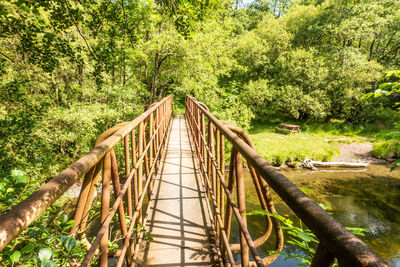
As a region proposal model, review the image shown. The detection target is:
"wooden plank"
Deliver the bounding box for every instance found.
[279,123,300,128]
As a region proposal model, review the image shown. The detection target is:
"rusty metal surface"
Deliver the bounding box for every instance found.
[0,95,173,261]
[186,95,283,266]
[186,95,388,267]
[81,96,173,266]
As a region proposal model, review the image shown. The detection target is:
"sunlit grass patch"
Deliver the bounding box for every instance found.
[249,128,340,166]
[372,131,400,160]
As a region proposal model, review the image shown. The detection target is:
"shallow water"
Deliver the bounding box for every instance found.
[232,164,400,266]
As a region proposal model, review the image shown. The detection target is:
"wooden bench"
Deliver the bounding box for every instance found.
[275,123,301,134]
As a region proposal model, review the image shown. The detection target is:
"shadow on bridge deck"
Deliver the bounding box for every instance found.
[135,115,217,266]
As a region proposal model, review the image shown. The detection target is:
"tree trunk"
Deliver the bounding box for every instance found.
[369,39,375,60]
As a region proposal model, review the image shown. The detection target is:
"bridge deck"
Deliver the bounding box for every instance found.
[135,115,216,266]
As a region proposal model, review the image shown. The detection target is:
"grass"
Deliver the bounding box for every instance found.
[372,130,400,159]
[248,120,388,166]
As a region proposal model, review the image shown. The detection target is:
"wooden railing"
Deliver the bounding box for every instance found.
[0,95,173,266]
[185,95,388,267]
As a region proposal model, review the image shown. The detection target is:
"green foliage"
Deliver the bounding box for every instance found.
[0,169,38,214]
[232,0,398,122]
[245,209,371,266]
[364,70,400,167]
[0,185,86,266]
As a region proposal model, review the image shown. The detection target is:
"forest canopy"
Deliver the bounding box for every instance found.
[0,0,399,178]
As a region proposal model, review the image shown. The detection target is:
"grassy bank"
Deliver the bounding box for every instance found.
[372,131,400,160]
[248,120,395,166]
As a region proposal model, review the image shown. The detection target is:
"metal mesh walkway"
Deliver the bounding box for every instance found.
[135,115,216,266]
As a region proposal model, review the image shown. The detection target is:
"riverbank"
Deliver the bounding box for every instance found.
[249,122,393,167]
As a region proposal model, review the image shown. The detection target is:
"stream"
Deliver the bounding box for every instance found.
[231,164,400,266]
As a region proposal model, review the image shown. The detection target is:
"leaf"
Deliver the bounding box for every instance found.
[61,236,76,251]
[391,159,400,171]
[10,250,21,264]
[38,248,52,261]
[62,220,75,230]
[11,169,27,184]
[296,231,317,243]
[347,227,371,236]
[300,187,312,194]
[20,4,30,13]
[21,243,35,253]
[60,214,68,224]
[41,259,57,267]
[6,188,14,193]
[11,170,25,177]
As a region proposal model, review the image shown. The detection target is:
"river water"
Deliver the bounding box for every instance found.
[231,164,400,266]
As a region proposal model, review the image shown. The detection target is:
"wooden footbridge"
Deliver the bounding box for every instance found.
[0,95,388,266]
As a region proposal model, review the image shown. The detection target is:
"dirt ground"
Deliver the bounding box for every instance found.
[333,142,387,164]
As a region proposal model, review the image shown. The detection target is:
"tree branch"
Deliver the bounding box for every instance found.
[0,51,12,62]
[64,0,97,60]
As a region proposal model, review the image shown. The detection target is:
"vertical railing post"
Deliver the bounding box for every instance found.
[143,125,150,196]
[100,152,111,267]
[207,121,213,200]
[124,136,133,219]
[131,129,138,211]
[138,122,144,224]
[215,129,221,240]
[224,149,236,246]
[219,132,225,225]
[71,165,97,234]
[110,150,131,264]
[235,151,249,266]
[150,113,155,192]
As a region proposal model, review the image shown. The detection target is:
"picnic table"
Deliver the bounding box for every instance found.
[276,123,301,134]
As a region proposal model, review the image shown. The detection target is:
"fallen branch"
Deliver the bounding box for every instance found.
[311,161,369,168]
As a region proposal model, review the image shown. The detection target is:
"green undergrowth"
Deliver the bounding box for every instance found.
[372,130,400,160]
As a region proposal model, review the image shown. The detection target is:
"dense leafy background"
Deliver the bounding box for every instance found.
[1,0,400,265]
[1,0,399,178]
